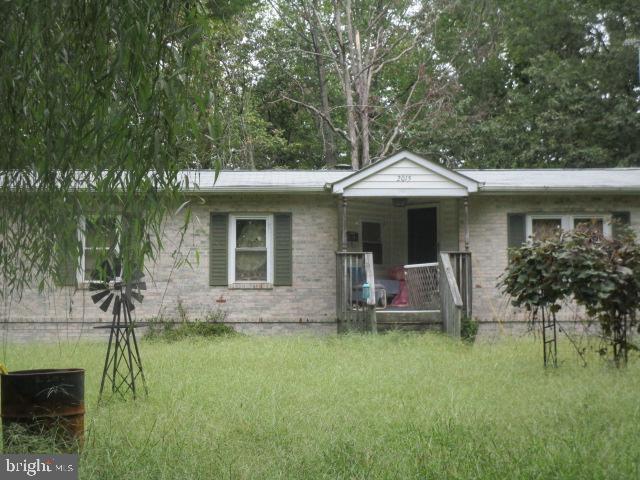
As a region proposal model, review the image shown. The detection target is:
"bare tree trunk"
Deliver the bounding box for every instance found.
[240,88,256,170]
[309,13,337,167]
[293,0,447,170]
[346,8,374,167]
[345,85,359,170]
[354,30,372,167]
[317,62,337,167]
[333,1,359,169]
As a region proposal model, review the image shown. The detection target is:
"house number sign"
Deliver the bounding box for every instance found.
[396,175,412,182]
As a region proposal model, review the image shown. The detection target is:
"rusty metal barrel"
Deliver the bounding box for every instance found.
[1,368,84,447]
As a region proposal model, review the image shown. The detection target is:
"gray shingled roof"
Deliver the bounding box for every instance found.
[7,165,639,193]
[181,167,640,193]
[460,168,640,192]
[181,170,350,192]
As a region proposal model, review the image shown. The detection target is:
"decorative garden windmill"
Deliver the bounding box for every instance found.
[90,264,148,400]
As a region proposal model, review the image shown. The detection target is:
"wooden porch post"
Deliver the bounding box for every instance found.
[341,196,348,251]
[463,198,470,251]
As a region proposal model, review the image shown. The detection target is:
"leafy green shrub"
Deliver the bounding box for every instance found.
[461,316,479,343]
[500,225,640,366]
[144,309,236,342]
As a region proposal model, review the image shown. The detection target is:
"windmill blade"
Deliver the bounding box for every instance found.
[112,295,121,316]
[91,289,111,304]
[89,282,108,291]
[99,293,114,312]
[130,291,144,303]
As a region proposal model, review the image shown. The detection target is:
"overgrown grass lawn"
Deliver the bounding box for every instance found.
[4,334,640,479]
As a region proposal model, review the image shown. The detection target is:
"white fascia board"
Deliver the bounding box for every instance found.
[331,150,478,194]
[183,186,328,193]
[342,188,470,198]
[476,186,640,194]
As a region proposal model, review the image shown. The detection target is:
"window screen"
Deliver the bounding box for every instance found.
[531,218,562,241]
[235,218,268,281]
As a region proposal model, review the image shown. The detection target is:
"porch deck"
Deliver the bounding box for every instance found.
[375,308,442,332]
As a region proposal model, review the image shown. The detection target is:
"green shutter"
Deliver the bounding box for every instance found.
[54,221,80,287]
[273,213,292,286]
[612,211,631,239]
[210,213,229,286]
[507,213,526,249]
[55,247,79,287]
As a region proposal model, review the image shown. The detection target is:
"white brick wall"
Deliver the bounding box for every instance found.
[1,193,340,340]
[461,194,640,324]
[4,191,640,341]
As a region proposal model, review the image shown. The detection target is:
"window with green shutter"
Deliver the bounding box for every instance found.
[209,212,293,287]
[508,212,625,254]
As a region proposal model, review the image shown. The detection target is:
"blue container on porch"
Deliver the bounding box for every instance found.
[362,282,370,301]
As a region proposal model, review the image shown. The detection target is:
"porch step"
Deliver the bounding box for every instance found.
[375,310,442,332]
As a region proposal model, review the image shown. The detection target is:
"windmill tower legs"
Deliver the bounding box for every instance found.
[98,296,147,400]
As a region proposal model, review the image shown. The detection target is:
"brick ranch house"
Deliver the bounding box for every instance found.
[3,151,640,340]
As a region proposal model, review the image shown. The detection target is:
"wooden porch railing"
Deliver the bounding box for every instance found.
[404,263,439,310]
[336,251,377,333]
[438,252,464,338]
[336,250,472,337]
[446,251,472,319]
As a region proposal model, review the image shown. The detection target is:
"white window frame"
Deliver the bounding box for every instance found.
[228,214,274,285]
[526,213,612,240]
[77,215,120,285]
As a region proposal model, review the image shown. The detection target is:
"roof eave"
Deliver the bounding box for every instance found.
[476,186,640,194]
[183,186,328,194]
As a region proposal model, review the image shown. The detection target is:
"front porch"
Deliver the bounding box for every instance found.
[330,152,476,336]
[335,250,471,334]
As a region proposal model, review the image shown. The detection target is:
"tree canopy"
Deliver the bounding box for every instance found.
[193,0,640,169]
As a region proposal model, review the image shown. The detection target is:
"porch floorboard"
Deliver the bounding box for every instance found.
[376,309,442,332]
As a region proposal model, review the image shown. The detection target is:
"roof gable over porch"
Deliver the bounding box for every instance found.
[330,151,478,197]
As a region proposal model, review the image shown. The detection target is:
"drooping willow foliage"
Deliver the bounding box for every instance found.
[0,1,229,296]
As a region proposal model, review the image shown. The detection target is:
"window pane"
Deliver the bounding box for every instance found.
[84,250,98,280]
[573,218,603,234]
[362,222,381,242]
[86,217,118,249]
[363,242,383,265]
[532,218,562,241]
[85,251,119,281]
[236,219,266,248]
[235,251,267,281]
